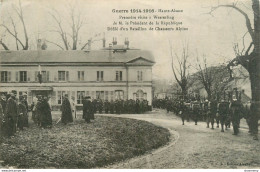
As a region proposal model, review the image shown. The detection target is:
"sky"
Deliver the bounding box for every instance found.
[0,0,253,81]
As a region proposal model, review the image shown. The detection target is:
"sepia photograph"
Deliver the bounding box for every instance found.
[0,0,259,170]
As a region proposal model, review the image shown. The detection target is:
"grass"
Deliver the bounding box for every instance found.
[0,114,170,169]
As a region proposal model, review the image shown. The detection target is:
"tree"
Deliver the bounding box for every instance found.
[170,43,190,100]
[0,0,29,50]
[209,0,260,140]
[48,3,100,50]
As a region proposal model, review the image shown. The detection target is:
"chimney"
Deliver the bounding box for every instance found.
[37,39,42,50]
[103,37,106,48]
[88,40,91,50]
[109,43,112,58]
[124,37,129,49]
[112,37,117,46]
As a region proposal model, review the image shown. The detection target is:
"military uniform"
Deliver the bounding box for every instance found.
[229,100,243,135]
[217,101,229,132]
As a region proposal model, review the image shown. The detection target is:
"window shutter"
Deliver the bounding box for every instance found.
[27,71,30,81]
[35,71,38,81]
[82,71,84,81]
[120,71,122,81]
[66,71,69,81]
[101,71,104,81]
[47,71,50,81]
[97,71,99,81]
[8,71,11,81]
[16,72,19,82]
[0,72,1,82]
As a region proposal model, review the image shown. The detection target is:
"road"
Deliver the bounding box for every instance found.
[101,109,260,169]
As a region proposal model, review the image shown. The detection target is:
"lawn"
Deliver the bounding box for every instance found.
[0,114,170,169]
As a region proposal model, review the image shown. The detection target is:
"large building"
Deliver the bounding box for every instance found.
[0,45,155,110]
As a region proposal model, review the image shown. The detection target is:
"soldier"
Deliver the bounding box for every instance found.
[191,101,200,125]
[97,99,103,114]
[61,94,73,125]
[5,93,18,136]
[179,101,186,125]
[229,99,243,135]
[135,99,140,114]
[110,100,114,114]
[83,96,93,123]
[217,100,229,132]
[203,100,210,128]
[104,99,110,114]
[208,100,217,129]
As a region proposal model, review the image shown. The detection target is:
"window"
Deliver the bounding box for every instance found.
[135,90,146,100]
[77,91,85,104]
[57,91,66,104]
[1,71,8,82]
[96,91,104,100]
[97,71,104,81]
[42,71,49,82]
[78,71,84,81]
[20,71,27,82]
[137,71,143,81]
[58,71,69,81]
[116,71,123,81]
[115,90,124,100]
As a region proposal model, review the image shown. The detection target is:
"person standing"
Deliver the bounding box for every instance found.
[71,96,76,118]
[61,94,73,125]
[5,93,18,136]
[0,103,3,141]
[44,96,52,128]
[83,96,92,123]
[17,96,27,130]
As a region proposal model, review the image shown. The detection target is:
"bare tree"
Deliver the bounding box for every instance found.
[170,43,190,100]
[195,54,214,100]
[0,0,29,50]
[208,0,260,140]
[48,3,88,50]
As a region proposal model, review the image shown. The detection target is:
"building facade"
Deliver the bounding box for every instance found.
[0,47,155,110]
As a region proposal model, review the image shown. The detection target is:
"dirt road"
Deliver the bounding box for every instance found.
[102,109,260,169]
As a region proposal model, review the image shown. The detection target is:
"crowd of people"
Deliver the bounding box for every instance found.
[153,94,258,140]
[0,91,29,138]
[0,90,151,139]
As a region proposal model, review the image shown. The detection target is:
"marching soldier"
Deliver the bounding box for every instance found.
[208,99,217,129]
[191,100,200,125]
[229,99,243,135]
[217,100,229,132]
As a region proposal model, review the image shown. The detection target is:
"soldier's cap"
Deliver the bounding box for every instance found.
[85,96,91,99]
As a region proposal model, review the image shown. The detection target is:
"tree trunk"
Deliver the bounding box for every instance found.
[249,0,260,137]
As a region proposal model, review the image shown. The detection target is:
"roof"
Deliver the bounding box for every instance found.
[0,49,155,64]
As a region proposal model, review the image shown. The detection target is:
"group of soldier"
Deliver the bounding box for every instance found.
[0,91,29,138]
[90,99,150,115]
[0,90,151,139]
[153,91,258,140]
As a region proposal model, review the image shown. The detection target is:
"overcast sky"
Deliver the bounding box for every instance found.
[0,0,253,81]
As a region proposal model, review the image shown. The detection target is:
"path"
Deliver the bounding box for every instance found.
[101,109,260,169]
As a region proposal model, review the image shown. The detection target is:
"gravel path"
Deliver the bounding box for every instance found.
[101,109,260,169]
